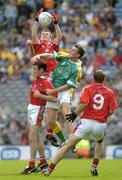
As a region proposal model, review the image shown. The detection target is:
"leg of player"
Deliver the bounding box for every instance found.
[91,139,104,176]
[61,102,74,133]
[21,124,38,174]
[46,108,66,146]
[42,133,80,176]
[53,121,66,143]
[60,102,77,153]
[35,127,48,173]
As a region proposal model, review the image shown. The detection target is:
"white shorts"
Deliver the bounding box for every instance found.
[74,119,107,141]
[28,104,45,125]
[46,89,71,110]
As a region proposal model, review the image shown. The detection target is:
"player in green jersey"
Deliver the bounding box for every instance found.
[32,44,85,141]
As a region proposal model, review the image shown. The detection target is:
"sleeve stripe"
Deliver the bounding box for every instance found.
[77,64,82,83]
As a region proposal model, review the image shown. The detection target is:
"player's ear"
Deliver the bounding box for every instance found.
[77,53,80,58]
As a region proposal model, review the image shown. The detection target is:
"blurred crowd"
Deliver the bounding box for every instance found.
[0,0,122,146]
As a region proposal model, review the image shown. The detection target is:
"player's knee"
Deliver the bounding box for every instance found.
[97,134,105,143]
[47,118,55,127]
[29,133,37,144]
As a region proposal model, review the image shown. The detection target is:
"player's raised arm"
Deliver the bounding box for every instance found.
[32,21,39,43]
[26,39,35,57]
[32,8,43,43]
[51,11,62,45]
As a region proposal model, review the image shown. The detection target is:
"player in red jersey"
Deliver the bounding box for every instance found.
[21,61,57,174]
[26,9,64,146]
[41,70,118,177]
[27,9,62,74]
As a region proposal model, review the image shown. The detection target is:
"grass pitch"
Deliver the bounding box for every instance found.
[0,159,122,180]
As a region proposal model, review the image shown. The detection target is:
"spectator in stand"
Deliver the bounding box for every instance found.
[4,0,18,31]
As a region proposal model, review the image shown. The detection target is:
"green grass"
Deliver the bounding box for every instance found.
[0,159,122,180]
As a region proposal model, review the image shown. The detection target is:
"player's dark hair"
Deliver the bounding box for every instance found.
[75,44,85,58]
[94,70,106,83]
[33,61,47,71]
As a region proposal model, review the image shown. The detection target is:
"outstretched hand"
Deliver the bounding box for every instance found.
[66,111,77,123]
[51,11,58,24]
[35,8,43,21]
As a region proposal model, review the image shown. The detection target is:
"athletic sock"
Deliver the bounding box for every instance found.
[47,128,54,136]
[92,158,99,169]
[39,156,47,165]
[29,159,35,168]
[53,122,66,143]
[48,163,56,171]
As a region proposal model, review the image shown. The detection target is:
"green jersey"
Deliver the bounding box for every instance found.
[52,51,82,88]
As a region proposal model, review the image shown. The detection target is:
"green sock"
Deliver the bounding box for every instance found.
[53,122,66,143]
[56,131,66,143]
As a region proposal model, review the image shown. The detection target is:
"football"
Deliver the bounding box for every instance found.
[38,12,52,27]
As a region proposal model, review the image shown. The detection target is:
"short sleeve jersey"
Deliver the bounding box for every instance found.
[33,41,59,73]
[80,82,118,123]
[29,76,56,106]
[52,51,82,88]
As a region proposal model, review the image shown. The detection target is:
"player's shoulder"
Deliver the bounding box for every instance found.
[105,86,114,94]
[57,51,69,57]
[82,85,90,91]
[82,84,96,93]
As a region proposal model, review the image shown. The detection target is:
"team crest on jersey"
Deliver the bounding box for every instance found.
[45,49,49,52]
[41,76,46,79]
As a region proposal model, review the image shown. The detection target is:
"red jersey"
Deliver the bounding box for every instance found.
[80,82,118,123]
[29,76,56,106]
[33,41,59,73]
